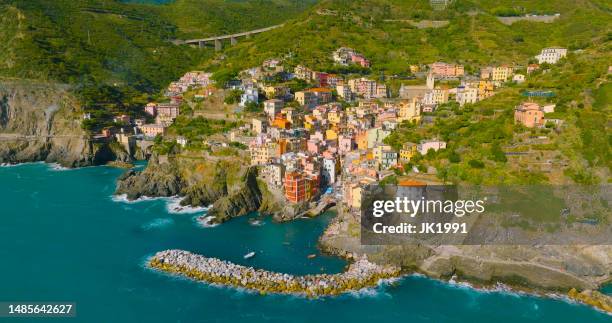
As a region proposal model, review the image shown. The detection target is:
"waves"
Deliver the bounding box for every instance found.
[112,194,211,215]
[195,215,219,228]
[112,194,164,204]
[0,161,44,167]
[165,197,210,214]
[48,163,71,171]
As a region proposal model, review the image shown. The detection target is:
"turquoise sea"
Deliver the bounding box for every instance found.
[0,163,610,322]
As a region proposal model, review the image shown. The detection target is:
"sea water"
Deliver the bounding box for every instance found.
[0,163,609,322]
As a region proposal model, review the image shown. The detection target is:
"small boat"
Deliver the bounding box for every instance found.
[307,254,317,259]
[243,251,256,259]
[248,218,262,226]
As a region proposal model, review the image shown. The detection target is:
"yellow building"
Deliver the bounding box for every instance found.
[398,98,421,123]
[478,81,495,100]
[399,143,417,162]
[328,110,343,125]
[250,141,280,165]
[356,132,368,150]
[325,129,338,140]
[294,91,317,108]
[491,66,513,82]
[304,115,317,131]
[350,184,363,209]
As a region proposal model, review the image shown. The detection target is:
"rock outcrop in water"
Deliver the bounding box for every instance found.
[568,288,612,314]
[0,80,128,167]
[150,249,400,297]
[115,153,280,222]
[116,155,184,200]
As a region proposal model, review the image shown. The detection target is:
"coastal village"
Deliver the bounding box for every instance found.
[2,0,611,318]
[98,46,568,215]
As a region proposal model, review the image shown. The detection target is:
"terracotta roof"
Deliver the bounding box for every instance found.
[398,179,427,187]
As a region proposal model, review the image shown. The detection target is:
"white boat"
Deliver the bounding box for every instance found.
[243,251,256,259]
[249,219,262,226]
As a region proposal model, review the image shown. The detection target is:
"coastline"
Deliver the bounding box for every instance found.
[3,161,610,315]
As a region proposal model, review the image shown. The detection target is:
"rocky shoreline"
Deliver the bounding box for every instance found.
[318,206,612,314]
[149,249,401,297]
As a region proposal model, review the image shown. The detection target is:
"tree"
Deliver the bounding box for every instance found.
[224,89,243,104]
[448,151,461,163]
[490,142,507,163]
[244,101,263,113]
[468,159,485,169]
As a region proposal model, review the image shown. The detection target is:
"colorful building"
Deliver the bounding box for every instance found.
[514,102,544,128]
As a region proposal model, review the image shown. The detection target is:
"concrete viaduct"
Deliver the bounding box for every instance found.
[175,24,284,51]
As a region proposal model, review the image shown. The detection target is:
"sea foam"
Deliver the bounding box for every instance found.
[142,218,174,230]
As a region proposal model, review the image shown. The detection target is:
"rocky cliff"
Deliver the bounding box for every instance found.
[115,152,278,222]
[0,80,126,167]
[319,207,612,295]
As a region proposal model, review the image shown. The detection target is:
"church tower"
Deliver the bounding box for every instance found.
[426,72,435,90]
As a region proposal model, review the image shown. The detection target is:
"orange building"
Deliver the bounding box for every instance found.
[272,114,291,129]
[514,102,544,128]
[284,171,319,203]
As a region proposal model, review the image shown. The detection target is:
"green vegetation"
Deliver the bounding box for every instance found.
[386,47,611,185]
[205,0,611,76]
[0,0,315,121]
[169,116,238,142]
[0,0,210,124]
[224,89,243,104]
[159,0,318,38]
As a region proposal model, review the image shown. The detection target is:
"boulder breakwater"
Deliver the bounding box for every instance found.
[149,250,401,297]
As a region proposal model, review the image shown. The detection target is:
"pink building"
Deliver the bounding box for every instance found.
[145,103,157,116]
[514,102,544,128]
[430,62,464,77]
[418,139,447,155]
[351,54,370,68]
[307,139,322,154]
[338,135,354,154]
[157,103,180,118]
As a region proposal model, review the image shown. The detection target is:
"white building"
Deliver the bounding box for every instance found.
[261,163,285,187]
[418,139,446,155]
[263,99,283,118]
[456,86,478,106]
[322,157,338,184]
[336,85,353,102]
[513,74,525,83]
[535,47,568,64]
[240,86,259,107]
[176,136,187,147]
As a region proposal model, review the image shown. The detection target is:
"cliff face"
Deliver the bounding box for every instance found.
[115,153,277,222]
[0,80,122,167]
[206,167,263,223]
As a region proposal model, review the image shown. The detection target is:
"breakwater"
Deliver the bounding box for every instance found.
[149,250,400,297]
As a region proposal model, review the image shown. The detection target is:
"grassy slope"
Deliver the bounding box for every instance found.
[0,0,207,96]
[160,0,318,38]
[207,0,610,74]
[0,0,316,102]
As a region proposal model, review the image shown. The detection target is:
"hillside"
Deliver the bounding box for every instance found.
[0,0,316,107]
[159,0,318,38]
[194,0,610,185]
[205,0,611,74]
[384,47,611,185]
